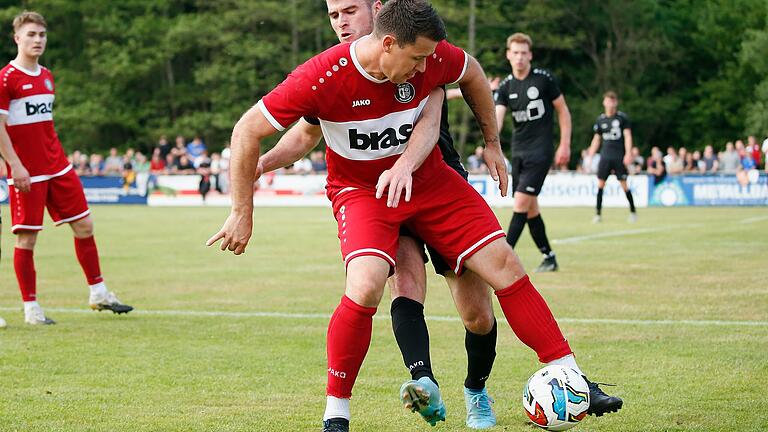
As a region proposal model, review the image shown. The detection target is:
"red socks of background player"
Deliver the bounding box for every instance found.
[74,236,104,285]
[326,295,377,398]
[14,248,36,302]
[495,275,573,363]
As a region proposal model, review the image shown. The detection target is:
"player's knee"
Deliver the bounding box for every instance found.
[72,218,94,237]
[463,310,495,335]
[15,232,38,249]
[389,274,424,302]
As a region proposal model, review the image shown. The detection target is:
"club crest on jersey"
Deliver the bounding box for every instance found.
[395,83,415,103]
[527,86,539,99]
[44,79,53,91]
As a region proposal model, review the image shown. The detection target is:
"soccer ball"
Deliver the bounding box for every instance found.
[523,365,590,431]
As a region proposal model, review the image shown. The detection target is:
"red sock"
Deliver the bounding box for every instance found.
[74,236,103,285]
[14,248,37,302]
[326,295,377,398]
[495,275,572,363]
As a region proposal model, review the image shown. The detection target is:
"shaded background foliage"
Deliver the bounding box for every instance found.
[0,0,766,165]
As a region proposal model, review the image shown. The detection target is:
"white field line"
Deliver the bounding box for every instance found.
[740,215,768,224]
[552,227,674,245]
[0,307,765,327]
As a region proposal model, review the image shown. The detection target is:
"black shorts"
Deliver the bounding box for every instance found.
[398,226,452,276]
[510,153,553,196]
[597,157,628,181]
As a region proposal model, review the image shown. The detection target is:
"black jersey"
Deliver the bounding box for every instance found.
[303,87,467,179]
[495,68,561,157]
[593,111,631,159]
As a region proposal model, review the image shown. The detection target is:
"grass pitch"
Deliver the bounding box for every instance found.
[0,205,766,431]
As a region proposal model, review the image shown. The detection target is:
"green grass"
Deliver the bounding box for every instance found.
[0,205,766,431]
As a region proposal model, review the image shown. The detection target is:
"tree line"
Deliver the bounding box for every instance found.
[1,0,766,165]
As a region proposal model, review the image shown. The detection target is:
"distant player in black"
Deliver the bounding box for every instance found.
[495,33,571,272]
[587,91,637,223]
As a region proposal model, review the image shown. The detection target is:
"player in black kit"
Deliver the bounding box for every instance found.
[587,91,637,223]
[494,33,571,272]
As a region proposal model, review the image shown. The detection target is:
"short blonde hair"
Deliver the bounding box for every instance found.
[506,32,532,50]
[13,11,46,33]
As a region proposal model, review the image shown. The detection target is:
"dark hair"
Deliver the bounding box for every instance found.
[603,90,618,100]
[374,0,446,47]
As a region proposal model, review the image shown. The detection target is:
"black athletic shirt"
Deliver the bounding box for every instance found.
[593,112,631,160]
[303,87,468,180]
[494,68,561,158]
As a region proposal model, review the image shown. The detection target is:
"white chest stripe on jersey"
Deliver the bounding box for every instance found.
[7,93,54,126]
[319,96,429,161]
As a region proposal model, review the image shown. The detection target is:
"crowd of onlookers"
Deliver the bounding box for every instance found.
[466,136,768,180]
[65,134,767,189]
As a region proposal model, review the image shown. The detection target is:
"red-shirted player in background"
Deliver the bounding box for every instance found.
[0,11,132,325]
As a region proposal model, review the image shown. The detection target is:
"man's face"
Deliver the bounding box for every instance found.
[380,35,437,84]
[327,0,379,43]
[15,23,47,58]
[603,96,617,112]
[506,42,532,73]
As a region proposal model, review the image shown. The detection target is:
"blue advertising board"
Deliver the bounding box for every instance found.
[648,173,768,206]
[0,175,147,205]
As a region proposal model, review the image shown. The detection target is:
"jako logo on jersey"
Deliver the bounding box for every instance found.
[348,124,413,150]
[352,99,371,108]
[395,83,415,103]
[26,101,53,116]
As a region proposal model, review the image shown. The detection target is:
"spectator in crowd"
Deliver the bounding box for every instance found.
[150,148,166,174]
[133,152,149,173]
[292,156,312,174]
[698,145,719,173]
[720,141,740,172]
[688,149,700,172]
[740,147,756,171]
[647,146,666,184]
[171,135,187,162]
[176,155,195,174]
[103,147,123,176]
[122,157,135,193]
[763,138,768,173]
[89,153,104,176]
[577,149,591,173]
[165,153,179,173]
[219,143,231,193]
[664,146,684,174]
[628,146,644,175]
[186,135,206,160]
[678,147,689,171]
[466,145,488,174]
[748,135,762,168]
[310,150,327,173]
[157,135,172,159]
[193,149,210,169]
[198,157,212,202]
[210,152,223,192]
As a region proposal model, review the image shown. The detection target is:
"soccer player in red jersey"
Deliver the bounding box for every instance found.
[0,11,132,325]
[208,1,621,430]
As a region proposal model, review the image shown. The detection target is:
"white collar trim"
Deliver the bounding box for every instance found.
[10,60,42,76]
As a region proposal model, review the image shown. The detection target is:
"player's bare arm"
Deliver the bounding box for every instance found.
[207,107,277,255]
[0,114,31,192]
[588,133,601,157]
[458,56,508,196]
[553,95,572,166]
[375,87,444,208]
[623,128,633,166]
[257,118,323,178]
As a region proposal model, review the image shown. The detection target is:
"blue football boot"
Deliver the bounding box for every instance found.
[399,377,446,426]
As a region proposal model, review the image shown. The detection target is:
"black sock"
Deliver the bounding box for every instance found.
[527,214,552,255]
[626,190,636,213]
[596,188,604,215]
[464,320,497,390]
[390,296,436,384]
[506,212,528,248]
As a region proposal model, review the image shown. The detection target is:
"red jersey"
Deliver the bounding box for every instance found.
[258,38,468,198]
[0,61,71,182]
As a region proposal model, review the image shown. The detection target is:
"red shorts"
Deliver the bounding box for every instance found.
[331,165,505,276]
[9,168,90,233]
